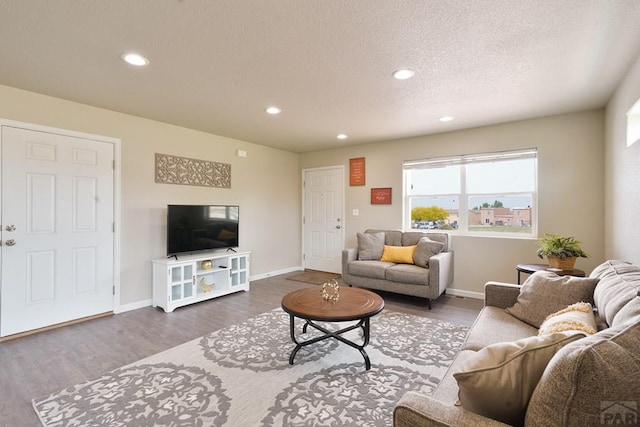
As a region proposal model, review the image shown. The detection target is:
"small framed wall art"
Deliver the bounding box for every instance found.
[349,157,365,186]
[371,187,392,204]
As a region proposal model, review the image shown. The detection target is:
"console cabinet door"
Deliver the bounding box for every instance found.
[168,263,195,302]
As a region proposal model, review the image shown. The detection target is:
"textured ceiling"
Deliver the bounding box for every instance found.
[1,1,640,153]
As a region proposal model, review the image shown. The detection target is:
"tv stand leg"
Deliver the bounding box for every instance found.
[227,248,237,253]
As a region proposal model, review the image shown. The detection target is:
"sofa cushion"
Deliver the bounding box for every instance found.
[357,231,385,260]
[591,260,640,327]
[380,245,416,264]
[365,229,402,246]
[413,237,445,268]
[402,231,449,252]
[347,260,393,279]
[611,296,640,328]
[454,332,586,426]
[386,264,429,285]
[525,319,640,426]
[538,302,597,336]
[464,306,538,351]
[505,271,598,328]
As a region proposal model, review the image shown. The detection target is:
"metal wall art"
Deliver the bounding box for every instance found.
[155,153,231,188]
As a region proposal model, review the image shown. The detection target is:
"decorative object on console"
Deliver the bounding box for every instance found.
[536,233,588,270]
[321,279,340,302]
[155,153,231,188]
[199,277,214,293]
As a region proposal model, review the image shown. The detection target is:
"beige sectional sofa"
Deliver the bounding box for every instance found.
[394,259,640,426]
[342,229,453,309]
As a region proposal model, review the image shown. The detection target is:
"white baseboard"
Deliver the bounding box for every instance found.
[445,288,484,300]
[114,299,152,314]
[250,266,303,281]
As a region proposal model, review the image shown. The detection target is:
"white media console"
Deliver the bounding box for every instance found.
[152,250,250,313]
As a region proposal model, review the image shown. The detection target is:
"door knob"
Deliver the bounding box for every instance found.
[5,225,16,232]
[4,239,16,246]
[336,225,341,229]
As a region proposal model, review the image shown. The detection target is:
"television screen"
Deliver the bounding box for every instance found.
[167,205,239,256]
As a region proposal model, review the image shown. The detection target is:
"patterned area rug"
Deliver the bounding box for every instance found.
[286,270,341,285]
[32,309,468,426]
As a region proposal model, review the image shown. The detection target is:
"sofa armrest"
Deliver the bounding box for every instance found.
[427,251,454,300]
[484,281,521,309]
[394,392,510,427]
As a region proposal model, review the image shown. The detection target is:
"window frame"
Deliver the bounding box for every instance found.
[403,148,538,238]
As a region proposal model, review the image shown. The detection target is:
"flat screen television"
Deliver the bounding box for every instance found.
[167,205,239,256]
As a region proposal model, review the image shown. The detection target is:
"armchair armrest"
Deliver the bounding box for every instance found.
[484,281,521,309]
[427,251,453,300]
[394,392,510,427]
[342,248,358,285]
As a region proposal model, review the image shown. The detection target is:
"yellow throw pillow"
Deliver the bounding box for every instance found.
[538,302,597,335]
[380,245,416,264]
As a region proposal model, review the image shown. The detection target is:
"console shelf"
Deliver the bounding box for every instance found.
[152,250,250,313]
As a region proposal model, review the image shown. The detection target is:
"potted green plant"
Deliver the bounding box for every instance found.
[536,233,588,270]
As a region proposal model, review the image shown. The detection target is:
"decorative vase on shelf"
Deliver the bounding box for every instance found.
[201,260,212,270]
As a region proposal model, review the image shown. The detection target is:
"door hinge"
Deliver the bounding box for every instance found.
[112,160,116,170]
[112,223,115,232]
[303,253,306,260]
[112,285,115,296]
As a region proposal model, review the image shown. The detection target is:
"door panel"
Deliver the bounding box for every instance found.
[1,125,115,337]
[303,167,344,273]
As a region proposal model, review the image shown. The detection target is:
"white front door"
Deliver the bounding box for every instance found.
[303,167,344,273]
[1,125,116,337]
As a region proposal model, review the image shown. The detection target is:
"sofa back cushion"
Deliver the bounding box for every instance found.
[590,260,640,327]
[357,232,385,260]
[365,229,402,246]
[525,319,640,426]
[402,231,449,252]
[505,271,598,328]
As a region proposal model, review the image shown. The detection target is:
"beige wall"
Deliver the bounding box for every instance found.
[0,82,611,303]
[605,54,640,264]
[0,85,302,308]
[301,110,605,295]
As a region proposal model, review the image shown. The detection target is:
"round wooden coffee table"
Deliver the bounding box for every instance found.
[281,286,384,370]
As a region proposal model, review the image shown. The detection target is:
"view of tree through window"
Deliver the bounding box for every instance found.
[404,149,537,236]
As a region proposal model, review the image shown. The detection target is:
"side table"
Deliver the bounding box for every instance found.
[516,263,586,285]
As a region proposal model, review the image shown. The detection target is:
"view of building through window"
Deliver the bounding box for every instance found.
[404,149,537,236]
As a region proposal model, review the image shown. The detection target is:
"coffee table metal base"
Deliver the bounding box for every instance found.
[288,314,372,370]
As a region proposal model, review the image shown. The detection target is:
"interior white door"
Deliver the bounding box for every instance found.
[1,125,115,337]
[303,167,344,273]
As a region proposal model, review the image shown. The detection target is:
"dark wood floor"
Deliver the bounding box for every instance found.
[0,272,483,426]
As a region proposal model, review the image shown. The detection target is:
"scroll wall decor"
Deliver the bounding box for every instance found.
[155,153,231,188]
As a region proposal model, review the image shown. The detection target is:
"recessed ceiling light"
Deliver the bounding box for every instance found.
[392,69,415,80]
[121,53,149,66]
[265,106,281,115]
[439,116,454,122]
[337,134,348,140]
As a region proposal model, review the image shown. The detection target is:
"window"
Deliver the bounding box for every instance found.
[404,148,537,236]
